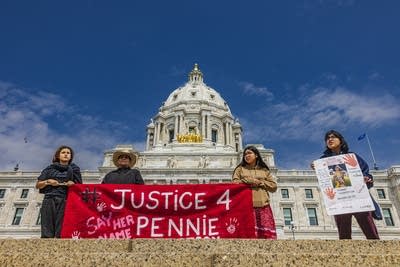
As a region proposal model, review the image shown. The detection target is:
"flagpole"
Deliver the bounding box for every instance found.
[365,133,378,170]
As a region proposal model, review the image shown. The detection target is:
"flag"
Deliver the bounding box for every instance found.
[357,133,366,141]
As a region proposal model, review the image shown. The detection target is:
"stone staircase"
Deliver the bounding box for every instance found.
[1,239,399,266]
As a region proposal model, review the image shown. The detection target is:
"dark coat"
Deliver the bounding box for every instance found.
[37,163,82,197]
[102,168,144,184]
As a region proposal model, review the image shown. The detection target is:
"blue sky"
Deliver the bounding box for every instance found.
[1,0,399,171]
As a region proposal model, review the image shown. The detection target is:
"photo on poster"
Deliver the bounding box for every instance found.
[328,163,352,188]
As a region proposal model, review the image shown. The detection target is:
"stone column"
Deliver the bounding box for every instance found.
[228,122,231,145]
[225,122,228,145]
[202,114,205,138]
[174,116,179,136]
[146,131,150,150]
[238,132,243,150]
[155,122,159,144]
[207,115,211,141]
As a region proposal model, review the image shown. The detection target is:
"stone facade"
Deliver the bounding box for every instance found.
[2,239,400,266]
[0,65,399,239]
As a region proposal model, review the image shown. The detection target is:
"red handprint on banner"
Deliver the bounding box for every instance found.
[324,187,336,200]
[343,154,358,167]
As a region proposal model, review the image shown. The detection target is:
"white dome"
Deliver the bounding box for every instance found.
[161,64,231,115]
[145,64,242,153]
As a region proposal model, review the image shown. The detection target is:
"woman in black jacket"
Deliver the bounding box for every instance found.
[36,145,82,238]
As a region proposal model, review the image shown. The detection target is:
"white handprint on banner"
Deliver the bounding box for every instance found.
[225,217,239,234]
[71,231,80,239]
[97,202,107,212]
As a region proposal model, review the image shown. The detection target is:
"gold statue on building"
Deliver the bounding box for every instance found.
[177,133,203,143]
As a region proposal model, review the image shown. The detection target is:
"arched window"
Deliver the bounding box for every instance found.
[211,129,218,143]
[168,129,174,143]
[149,133,154,146]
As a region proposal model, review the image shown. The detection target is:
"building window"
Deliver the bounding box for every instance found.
[149,133,154,147]
[283,208,293,226]
[307,208,318,226]
[211,129,217,143]
[12,208,24,225]
[36,212,41,225]
[376,189,386,199]
[0,189,5,198]
[382,208,394,226]
[305,189,313,199]
[168,129,174,143]
[281,189,289,199]
[20,189,29,199]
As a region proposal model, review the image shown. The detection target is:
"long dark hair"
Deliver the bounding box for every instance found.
[236,145,270,170]
[323,130,349,154]
[52,145,74,164]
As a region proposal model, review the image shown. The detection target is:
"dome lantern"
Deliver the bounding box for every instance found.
[188,63,203,83]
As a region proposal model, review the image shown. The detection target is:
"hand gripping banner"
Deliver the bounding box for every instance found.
[61,183,256,239]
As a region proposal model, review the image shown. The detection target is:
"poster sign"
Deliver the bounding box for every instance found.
[314,153,374,215]
[61,183,256,239]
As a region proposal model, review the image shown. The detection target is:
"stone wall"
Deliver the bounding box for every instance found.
[1,239,399,266]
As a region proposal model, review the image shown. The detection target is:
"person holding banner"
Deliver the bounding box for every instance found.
[317,130,379,239]
[232,145,278,239]
[36,145,82,238]
[102,148,144,184]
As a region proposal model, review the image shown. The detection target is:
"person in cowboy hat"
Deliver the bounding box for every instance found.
[101,148,144,184]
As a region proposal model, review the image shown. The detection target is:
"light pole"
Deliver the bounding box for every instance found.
[289,221,295,240]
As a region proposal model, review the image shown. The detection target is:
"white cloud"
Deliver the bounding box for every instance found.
[304,0,356,8]
[321,73,337,81]
[242,86,400,143]
[0,82,128,171]
[368,71,383,81]
[239,82,274,99]
[169,65,186,77]
[308,87,400,125]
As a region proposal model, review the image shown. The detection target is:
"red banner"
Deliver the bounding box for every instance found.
[61,184,256,239]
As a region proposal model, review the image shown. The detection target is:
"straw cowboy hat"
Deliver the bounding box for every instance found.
[112,149,137,168]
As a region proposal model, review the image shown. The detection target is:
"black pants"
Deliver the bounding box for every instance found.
[40,196,66,238]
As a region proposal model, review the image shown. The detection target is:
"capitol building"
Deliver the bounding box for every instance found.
[0,64,399,239]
